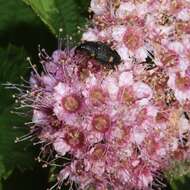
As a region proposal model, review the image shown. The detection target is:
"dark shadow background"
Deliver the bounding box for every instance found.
[0,1,56,189]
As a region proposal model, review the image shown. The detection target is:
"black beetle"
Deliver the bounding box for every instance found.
[75,41,121,69]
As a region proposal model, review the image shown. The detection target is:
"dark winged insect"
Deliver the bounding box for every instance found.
[140,50,157,70]
[75,41,121,69]
[184,112,190,120]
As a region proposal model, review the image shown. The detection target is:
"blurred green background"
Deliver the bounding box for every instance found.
[0,1,189,189]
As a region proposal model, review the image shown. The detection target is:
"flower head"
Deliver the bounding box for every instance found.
[14,0,190,189]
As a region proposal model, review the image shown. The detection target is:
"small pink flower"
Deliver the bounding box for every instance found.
[159,49,179,68]
[90,0,108,15]
[91,114,111,133]
[64,127,85,148]
[53,138,71,156]
[123,27,144,51]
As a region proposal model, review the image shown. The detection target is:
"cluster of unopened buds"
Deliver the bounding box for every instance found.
[13,0,190,190]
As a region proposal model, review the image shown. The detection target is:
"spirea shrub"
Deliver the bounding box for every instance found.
[14,0,190,189]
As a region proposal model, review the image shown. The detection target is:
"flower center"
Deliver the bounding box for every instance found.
[175,74,190,91]
[78,67,89,81]
[160,50,179,67]
[170,1,184,14]
[62,94,80,113]
[90,88,105,106]
[155,112,168,123]
[65,128,85,148]
[91,144,106,160]
[92,114,110,133]
[75,160,85,175]
[123,28,142,50]
[176,21,190,35]
[120,87,135,105]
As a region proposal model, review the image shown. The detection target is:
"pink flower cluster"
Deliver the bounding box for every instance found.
[18,0,190,190]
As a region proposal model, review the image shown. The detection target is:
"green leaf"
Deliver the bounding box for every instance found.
[0,111,34,180]
[0,45,28,113]
[170,176,190,190]
[22,0,59,35]
[0,157,6,178]
[22,0,89,39]
[0,0,37,32]
[0,113,34,175]
[0,155,12,182]
[0,45,35,181]
[165,160,190,190]
[0,0,56,58]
